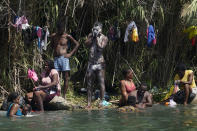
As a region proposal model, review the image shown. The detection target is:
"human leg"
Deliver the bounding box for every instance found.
[62,71,70,98]
[33,90,47,111]
[86,68,95,107]
[183,84,191,105]
[97,69,105,101]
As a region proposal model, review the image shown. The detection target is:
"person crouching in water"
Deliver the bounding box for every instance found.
[173,64,196,105]
[7,92,31,117]
[123,83,153,108]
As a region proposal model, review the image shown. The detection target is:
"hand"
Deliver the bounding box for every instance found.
[33,86,40,91]
[175,80,181,85]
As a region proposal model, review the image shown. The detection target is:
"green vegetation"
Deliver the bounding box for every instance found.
[0,0,197,102]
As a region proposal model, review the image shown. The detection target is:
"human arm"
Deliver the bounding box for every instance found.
[96,35,108,49]
[33,73,58,91]
[144,92,153,107]
[64,35,80,58]
[175,72,194,85]
[9,104,20,117]
[85,33,93,47]
[120,80,128,105]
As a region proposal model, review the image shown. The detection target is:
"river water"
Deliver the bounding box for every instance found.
[0,105,197,131]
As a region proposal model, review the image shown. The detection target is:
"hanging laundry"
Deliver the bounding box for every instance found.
[124,21,138,43]
[131,27,139,42]
[192,37,196,46]
[36,26,42,51]
[12,15,30,30]
[107,24,120,41]
[183,26,197,46]
[42,27,50,51]
[147,25,156,47]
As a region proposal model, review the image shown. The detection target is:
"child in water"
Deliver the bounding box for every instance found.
[7,92,31,117]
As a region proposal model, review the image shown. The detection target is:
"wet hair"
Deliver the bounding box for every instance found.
[7,92,19,102]
[176,63,186,72]
[127,96,136,106]
[93,22,103,29]
[45,60,54,69]
[122,69,132,78]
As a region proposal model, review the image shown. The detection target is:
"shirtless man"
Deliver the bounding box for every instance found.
[128,83,152,108]
[51,21,80,98]
[85,22,108,108]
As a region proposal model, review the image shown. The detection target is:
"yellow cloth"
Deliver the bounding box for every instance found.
[131,28,139,42]
[183,26,197,40]
[162,70,196,101]
[162,85,175,101]
[174,70,196,89]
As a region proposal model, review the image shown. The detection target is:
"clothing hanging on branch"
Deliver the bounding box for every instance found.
[147,25,156,47]
[183,26,197,46]
[124,21,139,43]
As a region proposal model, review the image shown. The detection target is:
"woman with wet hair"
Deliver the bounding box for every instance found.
[119,69,136,106]
[7,92,31,117]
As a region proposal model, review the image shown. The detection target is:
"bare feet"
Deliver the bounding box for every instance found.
[184,102,187,106]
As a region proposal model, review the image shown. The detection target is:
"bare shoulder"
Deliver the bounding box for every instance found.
[145,91,151,96]
[102,34,108,40]
[120,80,125,84]
[12,103,19,109]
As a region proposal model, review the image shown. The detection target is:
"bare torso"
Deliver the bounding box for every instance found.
[129,90,149,104]
[51,33,68,57]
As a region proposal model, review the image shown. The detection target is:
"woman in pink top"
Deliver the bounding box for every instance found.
[30,60,60,112]
[119,69,136,106]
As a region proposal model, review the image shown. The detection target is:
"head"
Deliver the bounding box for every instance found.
[122,69,133,80]
[57,21,66,35]
[7,92,20,104]
[92,22,103,38]
[22,104,32,115]
[138,83,148,93]
[176,63,186,77]
[44,60,54,72]
[127,96,136,106]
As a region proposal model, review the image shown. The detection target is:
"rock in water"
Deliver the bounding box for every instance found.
[46,96,74,111]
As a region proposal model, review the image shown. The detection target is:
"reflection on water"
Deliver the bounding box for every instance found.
[1,105,197,131]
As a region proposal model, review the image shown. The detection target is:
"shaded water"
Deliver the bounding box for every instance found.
[1,105,197,131]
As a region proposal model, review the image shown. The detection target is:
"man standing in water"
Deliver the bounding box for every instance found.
[85,22,108,108]
[51,21,80,98]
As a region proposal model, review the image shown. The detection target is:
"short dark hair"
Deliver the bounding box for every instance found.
[122,69,131,78]
[7,92,19,102]
[176,63,186,72]
[45,60,54,69]
[127,96,136,106]
[56,21,66,29]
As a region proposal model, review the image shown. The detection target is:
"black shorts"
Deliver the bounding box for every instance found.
[173,90,196,104]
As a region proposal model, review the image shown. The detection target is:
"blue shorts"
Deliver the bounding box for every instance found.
[54,56,70,71]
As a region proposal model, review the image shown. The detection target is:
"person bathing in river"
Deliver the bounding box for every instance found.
[51,21,80,98]
[128,83,153,108]
[119,69,137,106]
[7,92,31,117]
[85,22,109,108]
[173,64,197,105]
[26,60,61,112]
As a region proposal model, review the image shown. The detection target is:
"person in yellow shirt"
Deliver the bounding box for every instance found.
[174,64,196,105]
